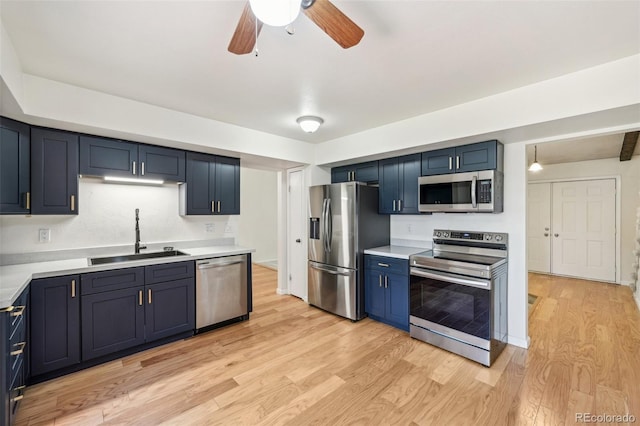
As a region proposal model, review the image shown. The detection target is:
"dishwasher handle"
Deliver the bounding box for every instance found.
[197,260,244,269]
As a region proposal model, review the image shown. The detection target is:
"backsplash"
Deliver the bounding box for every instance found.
[0,177,239,254]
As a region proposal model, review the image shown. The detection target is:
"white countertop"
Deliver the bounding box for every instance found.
[364,245,428,260]
[0,245,254,309]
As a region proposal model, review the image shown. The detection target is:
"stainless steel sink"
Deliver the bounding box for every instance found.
[89,250,188,266]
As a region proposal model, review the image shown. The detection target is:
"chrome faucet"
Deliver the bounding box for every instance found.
[134,208,147,254]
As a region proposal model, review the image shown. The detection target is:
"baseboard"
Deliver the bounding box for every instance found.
[508,335,530,349]
[276,287,289,295]
[255,259,278,271]
[635,291,640,312]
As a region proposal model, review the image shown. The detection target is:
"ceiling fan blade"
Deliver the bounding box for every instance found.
[228,2,263,55]
[302,0,364,49]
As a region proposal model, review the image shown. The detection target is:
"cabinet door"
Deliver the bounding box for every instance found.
[79,135,137,178]
[31,128,79,215]
[184,152,215,215]
[385,273,409,331]
[0,117,30,214]
[214,156,240,215]
[455,140,497,173]
[378,158,399,214]
[81,287,145,360]
[421,147,455,176]
[30,275,80,376]
[145,278,195,342]
[138,144,186,182]
[354,161,379,183]
[365,268,385,319]
[398,154,420,214]
[331,166,351,183]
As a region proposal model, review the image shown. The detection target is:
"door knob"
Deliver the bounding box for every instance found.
[295,239,301,243]
[554,233,559,237]
[544,233,549,237]
[544,227,549,231]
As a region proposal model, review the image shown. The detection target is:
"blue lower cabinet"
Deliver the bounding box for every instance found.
[365,268,386,319]
[81,287,145,361]
[145,279,195,342]
[30,275,81,376]
[364,255,409,332]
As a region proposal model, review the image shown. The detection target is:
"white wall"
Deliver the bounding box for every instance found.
[390,143,529,348]
[528,156,640,284]
[0,167,276,257]
[237,168,278,264]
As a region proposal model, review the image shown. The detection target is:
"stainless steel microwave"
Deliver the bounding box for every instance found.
[418,170,503,213]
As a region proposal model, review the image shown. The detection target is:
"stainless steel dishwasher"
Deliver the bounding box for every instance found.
[195,254,248,330]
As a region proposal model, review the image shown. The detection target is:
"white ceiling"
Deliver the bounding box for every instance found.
[526,133,640,166]
[1,1,639,168]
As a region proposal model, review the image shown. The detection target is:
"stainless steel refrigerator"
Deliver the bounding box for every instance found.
[308,182,390,320]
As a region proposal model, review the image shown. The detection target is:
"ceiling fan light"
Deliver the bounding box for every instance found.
[297,116,323,133]
[249,0,301,27]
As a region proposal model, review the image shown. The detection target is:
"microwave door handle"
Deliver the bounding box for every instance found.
[471,175,477,208]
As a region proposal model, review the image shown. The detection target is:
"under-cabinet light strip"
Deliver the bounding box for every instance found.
[103,176,164,185]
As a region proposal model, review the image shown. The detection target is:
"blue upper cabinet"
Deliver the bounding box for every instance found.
[80,136,186,182]
[31,128,79,215]
[0,117,30,214]
[331,160,379,183]
[378,154,420,214]
[181,152,240,215]
[421,140,501,176]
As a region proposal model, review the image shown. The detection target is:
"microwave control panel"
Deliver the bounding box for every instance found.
[477,179,492,203]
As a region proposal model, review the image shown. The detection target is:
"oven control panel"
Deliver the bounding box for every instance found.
[433,229,508,245]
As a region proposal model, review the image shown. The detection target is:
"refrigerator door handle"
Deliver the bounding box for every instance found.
[309,262,352,276]
[326,198,332,252]
[321,198,329,252]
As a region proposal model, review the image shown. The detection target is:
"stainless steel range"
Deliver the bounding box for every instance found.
[409,229,508,366]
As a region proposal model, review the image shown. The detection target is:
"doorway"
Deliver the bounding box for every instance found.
[527,179,617,282]
[287,167,307,300]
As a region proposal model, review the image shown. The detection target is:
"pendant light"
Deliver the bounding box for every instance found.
[528,145,543,172]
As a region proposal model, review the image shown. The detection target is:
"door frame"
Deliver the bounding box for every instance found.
[285,166,308,299]
[527,175,621,284]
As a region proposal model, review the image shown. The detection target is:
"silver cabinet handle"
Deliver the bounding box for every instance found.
[384,275,388,288]
[392,200,396,211]
[449,157,452,170]
[377,263,389,267]
[379,275,382,287]
[132,161,137,175]
[211,201,215,213]
[26,192,30,210]
[141,162,145,176]
[71,195,75,211]
[217,201,221,213]
[398,199,402,211]
[456,156,460,170]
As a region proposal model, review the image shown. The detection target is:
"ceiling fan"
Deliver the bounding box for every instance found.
[228,0,364,55]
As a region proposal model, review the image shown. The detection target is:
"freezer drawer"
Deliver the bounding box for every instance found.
[308,261,360,320]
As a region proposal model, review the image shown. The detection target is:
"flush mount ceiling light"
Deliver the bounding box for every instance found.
[297,116,324,133]
[103,176,164,185]
[249,0,301,27]
[528,145,543,172]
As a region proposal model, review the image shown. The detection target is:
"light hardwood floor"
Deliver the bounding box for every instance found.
[16,268,640,425]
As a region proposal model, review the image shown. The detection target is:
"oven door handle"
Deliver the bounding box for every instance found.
[410,268,491,290]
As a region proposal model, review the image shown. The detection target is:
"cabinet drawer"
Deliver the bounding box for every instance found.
[81,267,144,295]
[365,255,409,276]
[145,261,194,285]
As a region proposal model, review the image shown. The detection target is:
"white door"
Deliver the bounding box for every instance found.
[527,183,551,273]
[551,179,616,282]
[287,168,307,300]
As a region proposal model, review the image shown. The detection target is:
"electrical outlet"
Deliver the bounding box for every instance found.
[38,228,51,243]
[205,223,215,233]
[224,224,234,234]
[407,223,413,233]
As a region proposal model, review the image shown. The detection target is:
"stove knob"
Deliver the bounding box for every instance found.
[443,232,449,238]
[435,231,441,238]
[485,234,492,241]
[495,235,503,242]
